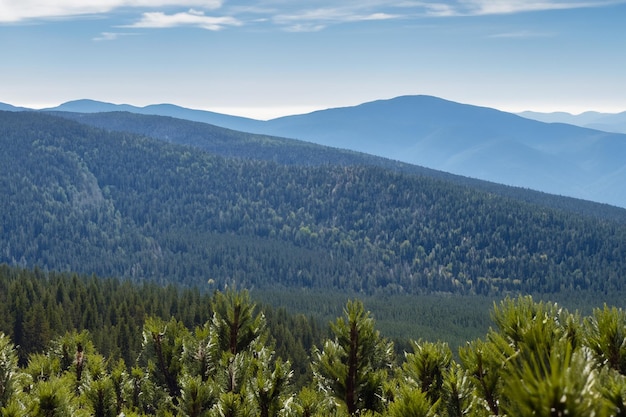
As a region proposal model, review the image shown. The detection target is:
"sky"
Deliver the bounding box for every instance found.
[1,0,626,120]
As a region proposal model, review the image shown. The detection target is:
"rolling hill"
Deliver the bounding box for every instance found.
[49,110,626,222]
[40,98,262,133]
[519,110,626,134]
[28,95,626,208]
[2,110,626,296]
[250,96,626,208]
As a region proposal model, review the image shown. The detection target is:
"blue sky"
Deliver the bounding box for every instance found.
[1,0,626,119]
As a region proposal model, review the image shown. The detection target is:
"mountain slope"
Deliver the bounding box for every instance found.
[0,102,30,111]
[43,99,262,132]
[3,110,626,295]
[51,110,626,222]
[251,96,626,208]
[41,96,626,207]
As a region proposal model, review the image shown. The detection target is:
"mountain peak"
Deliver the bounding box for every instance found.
[43,99,139,113]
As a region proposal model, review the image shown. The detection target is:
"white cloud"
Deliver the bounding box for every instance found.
[265,0,626,31]
[272,6,398,31]
[283,23,326,32]
[2,0,625,28]
[455,0,626,15]
[92,31,136,41]
[356,12,399,21]
[0,0,222,22]
[488,30,554,38]
[125,9,241,30]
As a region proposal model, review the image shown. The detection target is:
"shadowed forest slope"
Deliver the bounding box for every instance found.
[2,110,626,295]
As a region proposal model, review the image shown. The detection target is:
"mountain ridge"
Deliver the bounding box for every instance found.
[3,95,626,207]
[2,110,626,296]
[518,109,626,134]
[246,96,626,208]
[48,109,626,222]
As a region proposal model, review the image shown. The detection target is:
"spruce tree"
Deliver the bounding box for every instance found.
[0,333,20,409]
[312,300,393,415]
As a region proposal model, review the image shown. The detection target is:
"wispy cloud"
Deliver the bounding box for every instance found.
[488,30,555,39]
[273,7,398,32]
[454,0,626,16]
[262,0,626,30]
[0,1,223,23]
[125,9,241,30]
[2,0,625,30]
[92,31,137,41]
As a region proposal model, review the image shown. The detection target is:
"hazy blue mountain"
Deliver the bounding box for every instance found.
[519,110,626,134]
[248,96,626,208]
[41,99,138,113]
[0,102,30,111]
[3,110,626,296]
[35,96,626,207]
[51,110,626,223]
[43,99,262,132]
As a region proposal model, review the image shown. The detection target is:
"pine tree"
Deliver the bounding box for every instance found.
[140,316,189,401]
[584,304,626,374]
[386,384,438,417]
[29,376,77,417]
[311,300,393,415]
[211,290,266,356]
[401,340,452,403]
[0,333,20,409]
[177,374,216,417]
[247,348,293,417]
[458,338,507,416]
[84,377,117,417]
[501,340,601,417]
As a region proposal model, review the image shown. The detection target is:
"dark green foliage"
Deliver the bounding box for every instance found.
[2,111,626,297]
[53,110,626,223]
[3,286,626,416]
[584,305,626,374]
[0,333,20,409]
[312,300,394,415]
[402,340,452,403]
[84,377,117,417]
[211,290,265,356]
[0,265,328,387]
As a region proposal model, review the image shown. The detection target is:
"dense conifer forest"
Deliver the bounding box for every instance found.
[2,110,626,296]
[3,264,626,416]
[3,109,626,415]
[53,110,626,222]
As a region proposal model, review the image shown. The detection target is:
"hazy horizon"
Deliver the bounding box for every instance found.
[4,95,626,121]
[2,1,626,120]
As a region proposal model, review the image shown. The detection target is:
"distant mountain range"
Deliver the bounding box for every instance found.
[518,110,626,134]
[0,102,30,112]
[248,96,626,208]
[3,95,626,208]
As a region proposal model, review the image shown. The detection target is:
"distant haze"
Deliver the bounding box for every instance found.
[20,94,626,209]
[2,1,626,120]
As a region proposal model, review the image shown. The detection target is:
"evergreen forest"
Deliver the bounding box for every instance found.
[2,110,626,296]
[2,265,626,416]
[3,109,626,415]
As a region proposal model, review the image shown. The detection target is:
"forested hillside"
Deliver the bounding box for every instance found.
[46,95,626,207]
[52,110,626,222]
[0,265,323,385]
[2,110,626,295]
[3,267,626,417]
